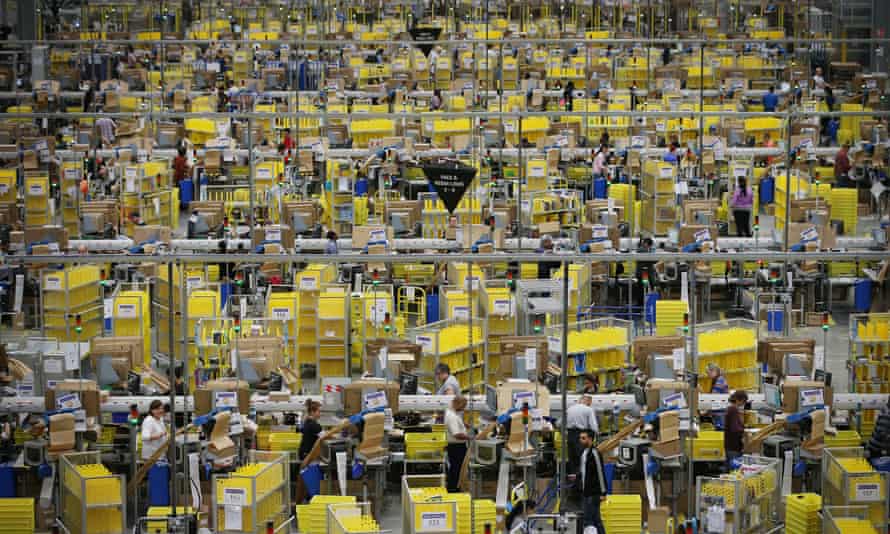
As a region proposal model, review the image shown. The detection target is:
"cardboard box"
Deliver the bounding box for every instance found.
[46,380,100,418]
[343,379,400,415]
[90,336,144,375]
[133,225,172,244]
[758,338,815,375]
[633,336,684,375]
[645,380,695,413]
[651,439,681,458]
[48,413,75,453]
[658,411,680,442]
[782,380,831,413]
[678,224,718,248]
[194,379,250,415]
[252,224,294,249]
[648,507,672,534]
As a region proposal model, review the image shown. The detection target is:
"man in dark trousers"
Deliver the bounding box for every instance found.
[579,429,607,533]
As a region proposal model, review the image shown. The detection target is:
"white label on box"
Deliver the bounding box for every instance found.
[215,391,238,408]
[17,379,34,396]
[675,181,689,195]
[186,276,203,290]
[800,226,818,242]
[464,276,480,290]
[224,489,245,530]
[416,335,433,352]
[229,413,244,435]
[266,228,281,242]
[694,228,712,243]
[662,392,687,409]
[44,359,63,374]
[125,167,138,179]
[257,167,273,179]
[453,306,469,321]
[672,348,685,371]
[272,307,291,321]
[493,299,511,315]
[513,390,536,409]
[548,336,561,353]
[733,166,748,179]
[592,224,608,239]
[300,277,318,290]
[116,303,138,318]
[56,393,82,410]
[64,167,79,180]
[64,350,80,372]
[631,136,647,148]
[420,512,448,532]
[855,483,882,502]
[28,182,44,196]
[125,177,137,193]
[528,163,546,178]
[525,348,537,371]
[364,390,388,410]
[369,229,386,242]
[655,121,666,132]
[800,388,823,407]
[45,276,62,291]
[660,166,674,179]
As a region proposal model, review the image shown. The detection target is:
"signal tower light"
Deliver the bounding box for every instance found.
[129,404,139,426]
[383,312,392,333]
[233,316,241,333]
[74,314,82,334]
[683,312,689,333]
[521,403,529,426]
[533,317,542,334]
[822,312,830,331]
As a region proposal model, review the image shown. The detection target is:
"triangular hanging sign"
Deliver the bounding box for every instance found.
[422,161,478,214]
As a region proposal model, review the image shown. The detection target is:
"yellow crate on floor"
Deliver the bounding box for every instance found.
[0,498,35,533]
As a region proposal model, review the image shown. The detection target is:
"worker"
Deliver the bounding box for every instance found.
[283,129,295,151]
[95,113,117,147]
[812,66,827,91]
[141,400,168,461]
[762,86,779,112]
[581,373,598,394]
[536,235,560,278]
[298,399,323,464]
[708,364,729,394]
[566,395,599,486]
[592,144,607,178]
[444,396,469,492]
[707,363,729,428]
[435,363,461,395]
[579,429,607,533]
[173,146,190,183]
[724,390,748,468]
[325,230,339,254]
[834,143,852,187]
[730,177,753,237]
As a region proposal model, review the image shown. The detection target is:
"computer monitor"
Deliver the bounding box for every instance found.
[484,384,498,414]
[872,228,887,247]
[291,213,309,234]
[188,213,210,238]
[95,355,122,387]
[390,212,410,236]
[784,354,809,377]
[763,383,781,410]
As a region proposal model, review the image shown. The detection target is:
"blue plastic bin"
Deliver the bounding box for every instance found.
[855,279,873,312]
[0,465,15,497]
[148,463,170,506]
[179,178,194,208]
[593,177,608,199]
[767,309,784,333]
[759,176,774,205]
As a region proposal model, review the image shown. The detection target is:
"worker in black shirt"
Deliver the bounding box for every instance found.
[579,429,607,533]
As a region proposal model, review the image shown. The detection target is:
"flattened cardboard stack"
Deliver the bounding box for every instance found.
[652,410,681,457]
[49,413,76,454]
[358,412,386,458]
[758,338,815,377]
[236,336,285,379]
[208,411,236,462]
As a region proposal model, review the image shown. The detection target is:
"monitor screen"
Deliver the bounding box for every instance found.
[763,383,781,410]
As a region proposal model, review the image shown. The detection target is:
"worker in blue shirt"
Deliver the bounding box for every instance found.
[763,86,779,113]
[707,363,730,429]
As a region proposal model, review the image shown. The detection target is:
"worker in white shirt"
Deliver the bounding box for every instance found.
[444,396,469,492]
[141,400,168,461]
[565,394,599,489]
[435,363,461,395]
